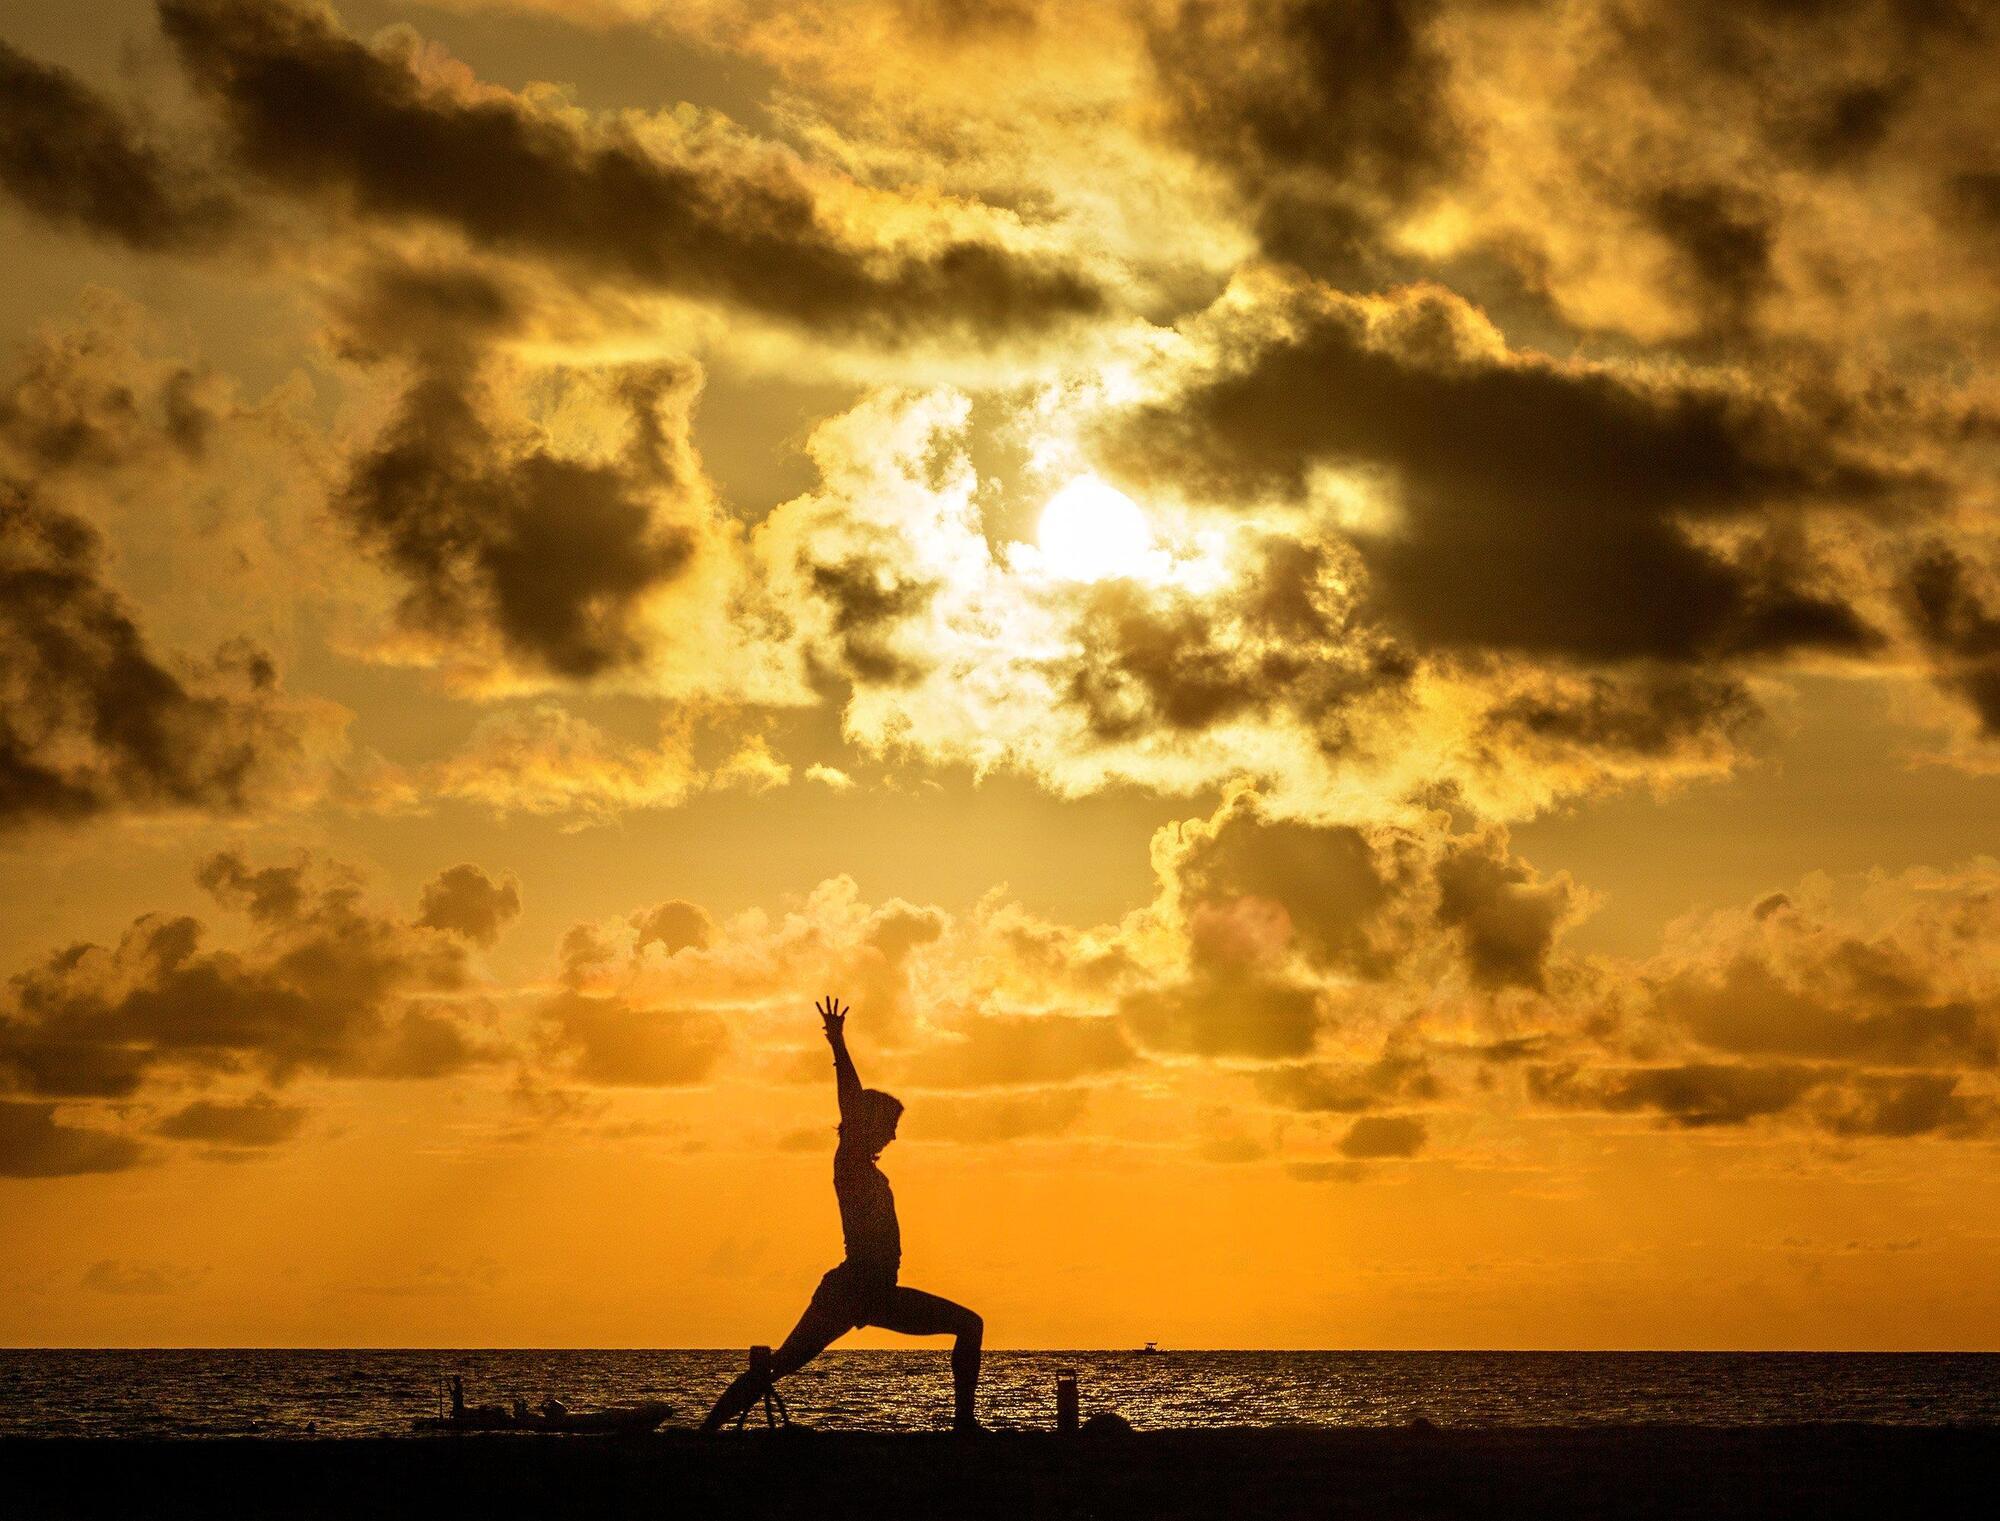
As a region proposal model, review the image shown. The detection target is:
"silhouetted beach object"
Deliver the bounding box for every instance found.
[414,1375,670,1434]
[411,1403,670,1435]
[1056,1368,1079,1433]
[1082,1411,1136,1436]
[729,1345,793,1432]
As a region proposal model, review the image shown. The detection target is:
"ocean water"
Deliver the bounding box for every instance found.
[2,1351,1997,1437]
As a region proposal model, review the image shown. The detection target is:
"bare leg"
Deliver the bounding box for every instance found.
[867,1285,984,1428]
[700,1295,849,1432]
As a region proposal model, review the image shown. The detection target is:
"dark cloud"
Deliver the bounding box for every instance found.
[158,0,1101,337]
[988,915,1143,1000]
[1284,1158,1367,1183]
[330,262,716,678]
[1946,170,2000,235]
[0,1099,144,1178]
[1658,952,1998,1069]
[1780,77,1914,170]
[1067,593,1264,736]
[1168,790,1577,991]
[898,1011,1139,1088]
[1112,284,1899,664]
[328,261,527,368]
[79,1259,199,1294]
[1640,183,1776,338]
[1475,0,1987,349]
[874,902,950,960]
[834,899,951,1039]
[1752,892,1792,921]
[0,853,496,1103]
[1198,1133,1270,1164]
[1433,830,1580,992]
[1459,1034,1551,1064]
[632,899,714,957]
[556,923,618,987]
[1141,0,1994,362]
[0,322,322,832]
[1061,540,1412,745]
[907,1086,1088,1143]
[339,315,704,679]
[0,322,221,473]
[1901,546,2000,736]
[1816,1072,1989,1139]
[807,552,939,687]
[1599,0,1983,178]
[0,1024,151,1100]
[1146,0,1460,282]
[0,41,236,251]
[1529,1060,1994,1138]
[1337,1112,1426,1158]
[1542,868,2000,1136]
[1169,789,1404,976]
[896,0,1039,41]
[1120,900,1324,1059]
[1528,1060,1823,1128]
[417,865,522,946]
[155,1092,307,1147]
[1254,1049,1438,1113]
[196,852,311,926]
[0,480,311,831]
[1481,671,1760,760]
[536,991,727,1086]
[1640,874,2000,1074]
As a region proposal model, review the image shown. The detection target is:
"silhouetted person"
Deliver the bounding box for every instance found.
[702,996,984,1432]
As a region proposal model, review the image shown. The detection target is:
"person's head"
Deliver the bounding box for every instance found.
[843,1088,904,1155]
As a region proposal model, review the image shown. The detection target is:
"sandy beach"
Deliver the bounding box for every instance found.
[10,1425,1997,1520]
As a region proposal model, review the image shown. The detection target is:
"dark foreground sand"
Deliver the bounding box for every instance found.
[9,1426,1996,1520]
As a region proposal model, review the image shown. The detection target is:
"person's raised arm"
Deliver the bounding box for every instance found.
[817,995,861,1118]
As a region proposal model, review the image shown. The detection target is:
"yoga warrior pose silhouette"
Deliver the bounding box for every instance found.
[701,997,985,1432]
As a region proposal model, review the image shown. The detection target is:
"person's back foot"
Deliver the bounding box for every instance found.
[952,1414,986,1436]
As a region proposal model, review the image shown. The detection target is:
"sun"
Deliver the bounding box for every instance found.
[1036,476,1155,582]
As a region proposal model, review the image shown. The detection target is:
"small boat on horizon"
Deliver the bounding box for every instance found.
[1137,1341,1162,1355]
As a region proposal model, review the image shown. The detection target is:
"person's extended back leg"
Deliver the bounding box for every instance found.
[700,1296,848,1432]
[867,1285,984,1428]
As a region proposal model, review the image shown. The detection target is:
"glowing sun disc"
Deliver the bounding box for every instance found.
[1037,476,1153,581]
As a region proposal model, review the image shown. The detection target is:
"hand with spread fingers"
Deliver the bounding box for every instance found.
[817,995,849,1041]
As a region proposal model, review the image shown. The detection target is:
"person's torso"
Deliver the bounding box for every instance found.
[833,1145,900,1273]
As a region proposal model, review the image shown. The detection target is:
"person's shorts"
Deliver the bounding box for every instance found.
[808,1261,898,1330]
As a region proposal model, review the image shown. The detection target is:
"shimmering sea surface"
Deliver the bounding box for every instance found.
[2,1351,1997,1437]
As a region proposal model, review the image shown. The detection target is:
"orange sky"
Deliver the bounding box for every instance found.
[1,0,1996,1350]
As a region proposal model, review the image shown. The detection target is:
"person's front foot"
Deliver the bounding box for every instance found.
[952,1414,986,1436]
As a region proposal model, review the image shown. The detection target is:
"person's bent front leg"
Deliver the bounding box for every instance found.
[949,1311,984,1429]
[871,1285,984,1429]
